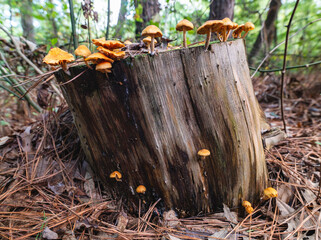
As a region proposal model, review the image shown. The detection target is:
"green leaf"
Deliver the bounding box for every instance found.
[316,142,321,145]
[51,38,58,46]
[0,120,9,126]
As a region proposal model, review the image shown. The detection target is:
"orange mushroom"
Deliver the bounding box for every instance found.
[141,25,162,55]
[96,61,112,74]
[110,171,122,181]
[43,47,75,72]
[176,19,194,48]
[136,185,146,194]
[97,46,125,60]
[74,45,92,69]
[85,52,114,64]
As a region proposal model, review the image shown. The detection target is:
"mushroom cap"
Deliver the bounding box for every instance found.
[263,187,278,200]
[196,21,213,35]
[242,200,252,208]
[231,22,238,30]
[222,17,232,23]
[244,22,255,31]
[92,37,125,49]
[176,19,194,31]
[197,149,211,157]
[109,171,122,179]
[85,52,114,63]
[222,20,234,30]
[142,25,163,38]
[245,206,254,214]
[74,45,91,58]
[96,62,112,73]
[136,185,146,194]
[142,36,157,44]
[124,40,132,45]
[97,46,125,60]
[234,24,245,33]
[210,20,224,31]
[92,37,106,46]
[43,47,75,66]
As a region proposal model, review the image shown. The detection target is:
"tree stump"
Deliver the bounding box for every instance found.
[55,39,267,215]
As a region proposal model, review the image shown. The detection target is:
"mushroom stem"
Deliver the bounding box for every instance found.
[216,32,223,42]
[83,57,93,70]
[61,62,68,72]
[204,31,211,50]
[150,36,155,55]
[222,28,228,42]
[226,29,232,41]
[242,31,249,39]
[183,29,187,48]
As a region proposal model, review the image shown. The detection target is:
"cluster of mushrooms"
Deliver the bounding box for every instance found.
[43,38,126,74]
[109,171,146,194]
[42,18,255,76]
[198,148,278,215]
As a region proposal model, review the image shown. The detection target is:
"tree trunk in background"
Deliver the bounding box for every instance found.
[209,0,235,20]
[249,0,281,64]
[55,39,268,215]
[20,0,35,42]
[134,0,160,39]
[113,0,128,39]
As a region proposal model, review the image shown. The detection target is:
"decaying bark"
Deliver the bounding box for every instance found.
[55,39,267,215]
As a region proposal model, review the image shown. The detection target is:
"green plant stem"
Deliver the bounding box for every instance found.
[68,0,78,49]
[249,60,321,72]
[0,65,41,112]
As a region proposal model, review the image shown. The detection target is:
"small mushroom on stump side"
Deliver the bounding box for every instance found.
[96,61,112,74]
[110,171,122,181]
[197,149,211,160]
[141,25,163,55]
[74,45,92,69]
[176,19,194,48]
[43,47,75,73]
[263,187,278,200]
[245,206,254,214]
[242,22,255,39]
[85,52,114,64]
[136,185,147,194]
[142,36,157,51]
[242,200,252,208]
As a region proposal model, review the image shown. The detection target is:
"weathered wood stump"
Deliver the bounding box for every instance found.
[56,39,267,215]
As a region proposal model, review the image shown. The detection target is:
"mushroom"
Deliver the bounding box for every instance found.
[136,185,146,194]
[141,25,163,55]
[263,187,278,200]
[210,20,224,42]
[219,18,235,42]
[197,21,213,50]
[245,206,254,214]
[232,24,245,39]
[74,45,92,69]
[97,46,125,60]
[124,40,132,45]
[142,36,157,51]
[176,19,194,48]
[242,22,255,39]
[92,37,125,49]
[109,170,122,181]
[85,52,114,64]
[43,47,75,73]
[96,61,112,74]
[242,200,252,208]
[197,149,211,160]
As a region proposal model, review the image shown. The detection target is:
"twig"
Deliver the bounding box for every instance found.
[280,0,300,133]
[68,0,78,49]
[106,0,110,39]
[251,17,321,78]
[249,60,321,72]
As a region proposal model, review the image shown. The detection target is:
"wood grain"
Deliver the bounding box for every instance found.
[55,39,267,215]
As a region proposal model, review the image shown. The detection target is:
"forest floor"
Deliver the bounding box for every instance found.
[0,73,320,239]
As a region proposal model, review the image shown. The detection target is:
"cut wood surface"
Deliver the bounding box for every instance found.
[55,39,267,215]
